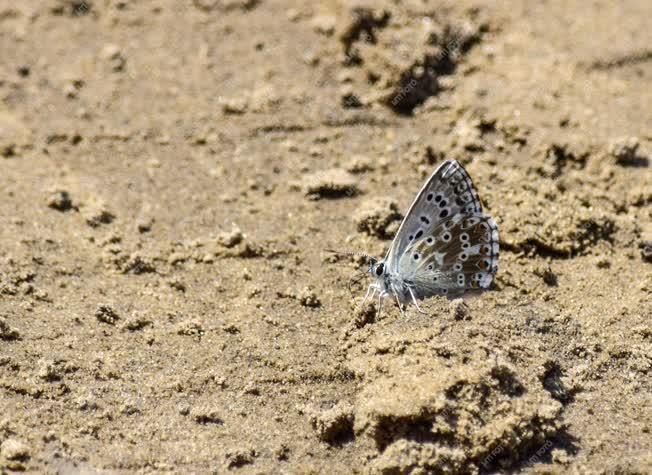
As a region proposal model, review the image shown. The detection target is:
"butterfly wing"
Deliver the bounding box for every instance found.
[385,160,483,272]
[397,213,499,297]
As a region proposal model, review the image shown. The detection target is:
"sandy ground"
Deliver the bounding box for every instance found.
[1,0,651,473]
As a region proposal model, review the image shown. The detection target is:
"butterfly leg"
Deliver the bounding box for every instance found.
[376,290,386,318]
[360,284,377,307]
[391,284,405,316]
[407,286,427,315]
[395,295,405,316]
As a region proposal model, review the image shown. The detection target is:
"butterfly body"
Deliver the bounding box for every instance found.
[368,261,414,305]
[362,160,499,313]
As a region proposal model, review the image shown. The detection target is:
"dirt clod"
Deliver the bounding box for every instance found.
[120,254,156,274]
[100,44,126,72]
[176,319,205,337]
[217,226,244,248]
[46,190,74,211]
[37,359,63,381]
[354,197,402,239]
[449,299,470,320]
[311,14,337,36]
[82,201,115,227]
[95,305,119,325]
[0,317,20,341]
[225,448,257,468]
[51,1,92,16]
[338,5,483,114]
[136,216,154,233]
[191,406,223,425]
[310,402,355,444]
[123,313,153,331]
[355,361,562,473]
[345,154,375,173]
[296,168,359,199]
[297,287,321,307]
[608,136,649,166]
[1,439,30,461]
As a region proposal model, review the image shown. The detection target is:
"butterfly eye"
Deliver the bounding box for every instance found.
[460,233,469,241]
[442,232,451,242]
[375,263,384,276]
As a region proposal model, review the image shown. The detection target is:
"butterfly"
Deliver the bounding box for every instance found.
[362,160,499,314]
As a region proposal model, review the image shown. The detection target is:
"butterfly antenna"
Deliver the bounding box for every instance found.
[324,249,377,265]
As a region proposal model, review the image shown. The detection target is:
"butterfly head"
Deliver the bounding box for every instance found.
[369,260,384,277]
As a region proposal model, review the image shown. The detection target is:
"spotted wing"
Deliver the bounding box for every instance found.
[385,160,483,272]
[397,213,499,298]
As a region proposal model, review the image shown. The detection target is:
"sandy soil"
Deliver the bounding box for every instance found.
[1,0,651,473]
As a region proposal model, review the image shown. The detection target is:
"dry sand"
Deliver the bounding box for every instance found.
[1,0,651,473]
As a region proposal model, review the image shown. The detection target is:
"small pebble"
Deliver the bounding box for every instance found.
[310,14,336,36]
[47,190,73,212]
